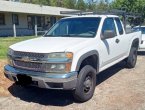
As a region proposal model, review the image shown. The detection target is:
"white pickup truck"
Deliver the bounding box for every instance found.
[134,26,145,51]
[4,14,141,102]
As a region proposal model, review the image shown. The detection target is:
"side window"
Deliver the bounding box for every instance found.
[115,18,124,35]
[12,14,19,25]
[0,13,5,25]
[102,18,117,36]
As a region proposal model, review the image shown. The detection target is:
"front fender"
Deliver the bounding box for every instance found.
[71,50,99,73]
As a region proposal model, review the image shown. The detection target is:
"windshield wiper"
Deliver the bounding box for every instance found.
[59,34,73,37]
[44,35,60,37]
[44,34,72,37]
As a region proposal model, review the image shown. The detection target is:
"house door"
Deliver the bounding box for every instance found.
[27,15,35,30]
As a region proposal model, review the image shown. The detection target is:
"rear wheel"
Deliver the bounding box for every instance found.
[125,47,137,68]
[73,65,96,102]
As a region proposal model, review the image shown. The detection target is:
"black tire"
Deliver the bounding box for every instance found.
[73,65,96,102]
[126,47,137,68]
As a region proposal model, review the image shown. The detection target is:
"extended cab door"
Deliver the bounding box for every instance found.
[114,18,129,56]
[100,17,124,69]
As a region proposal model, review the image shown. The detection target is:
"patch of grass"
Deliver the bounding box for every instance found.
[0,36,36,59]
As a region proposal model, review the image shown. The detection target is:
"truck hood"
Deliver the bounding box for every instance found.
[10,37,90,53]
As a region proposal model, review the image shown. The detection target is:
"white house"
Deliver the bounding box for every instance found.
[0,0,75,37]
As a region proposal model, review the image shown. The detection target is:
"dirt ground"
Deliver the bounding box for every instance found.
[0,60,12,96]
[0,53,145,110]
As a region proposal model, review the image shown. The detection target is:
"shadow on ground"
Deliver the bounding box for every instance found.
[97,61,125,85]
[8,85,74,106]
[8,62,126,106]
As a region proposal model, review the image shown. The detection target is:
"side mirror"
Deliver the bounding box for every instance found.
[101,30,116,40]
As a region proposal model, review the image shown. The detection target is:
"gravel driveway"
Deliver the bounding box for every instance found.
[0,52,145,110]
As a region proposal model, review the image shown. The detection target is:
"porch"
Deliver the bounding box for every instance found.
[0,12,61,37]
[0,1,75,37]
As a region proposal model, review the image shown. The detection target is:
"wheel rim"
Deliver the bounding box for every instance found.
[83,73,93,93]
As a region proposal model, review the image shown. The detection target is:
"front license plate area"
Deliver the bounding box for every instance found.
[17,74,32,85]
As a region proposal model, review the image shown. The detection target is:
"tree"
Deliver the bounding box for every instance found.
[62,0,76,9]
[111,0,145,13]
[76,0,86,10]
[50,0,61,7]
[87,3,96,11]
[86,0,97,11]
[96,1,109,11]
[111,0,145,25]
[41,0,50,6]
[22,0,50,5]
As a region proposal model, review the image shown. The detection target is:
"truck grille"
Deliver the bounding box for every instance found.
[13,51,45,59]
[13,60,44,71]
[12,51,48,72]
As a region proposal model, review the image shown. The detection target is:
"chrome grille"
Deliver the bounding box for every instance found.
[13,60,43,71]
[13,51,45,59]
[12,51,48,72]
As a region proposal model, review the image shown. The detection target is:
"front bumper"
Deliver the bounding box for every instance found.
[4,65,78,90]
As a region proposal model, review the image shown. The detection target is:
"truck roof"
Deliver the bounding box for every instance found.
[62,15,119,19]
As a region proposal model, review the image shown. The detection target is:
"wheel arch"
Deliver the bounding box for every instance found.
[131,38,139,49]
[75,50,99,74]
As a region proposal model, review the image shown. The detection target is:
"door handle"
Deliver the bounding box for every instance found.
[115,39,120,43]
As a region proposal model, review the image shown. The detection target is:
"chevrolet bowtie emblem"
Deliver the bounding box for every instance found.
[21,56,31,62]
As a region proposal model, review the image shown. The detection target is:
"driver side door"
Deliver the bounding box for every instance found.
[100,17,121,69]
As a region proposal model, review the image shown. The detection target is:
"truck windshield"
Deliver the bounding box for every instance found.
[44,17,101,38]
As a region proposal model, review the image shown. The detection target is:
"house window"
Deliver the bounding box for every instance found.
[0,13,5,25]
[12,14,19,25]
[37,16,45,27]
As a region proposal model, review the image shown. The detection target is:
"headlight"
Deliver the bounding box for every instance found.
[46,52,73,73]
[48,52,73,59]
[45,63,71,73]
[7,56,13,66]
[7,48,14,66]
[8,48,14,56]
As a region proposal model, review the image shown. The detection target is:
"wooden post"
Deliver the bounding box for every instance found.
[13,23,16,37]
[12,14,16,37]
[35,16,38,36]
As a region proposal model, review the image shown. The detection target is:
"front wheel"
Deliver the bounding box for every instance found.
[125,47,137,68]
[73,65,96,102]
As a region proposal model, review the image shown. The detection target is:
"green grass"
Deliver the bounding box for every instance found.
[0,36,36,59]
